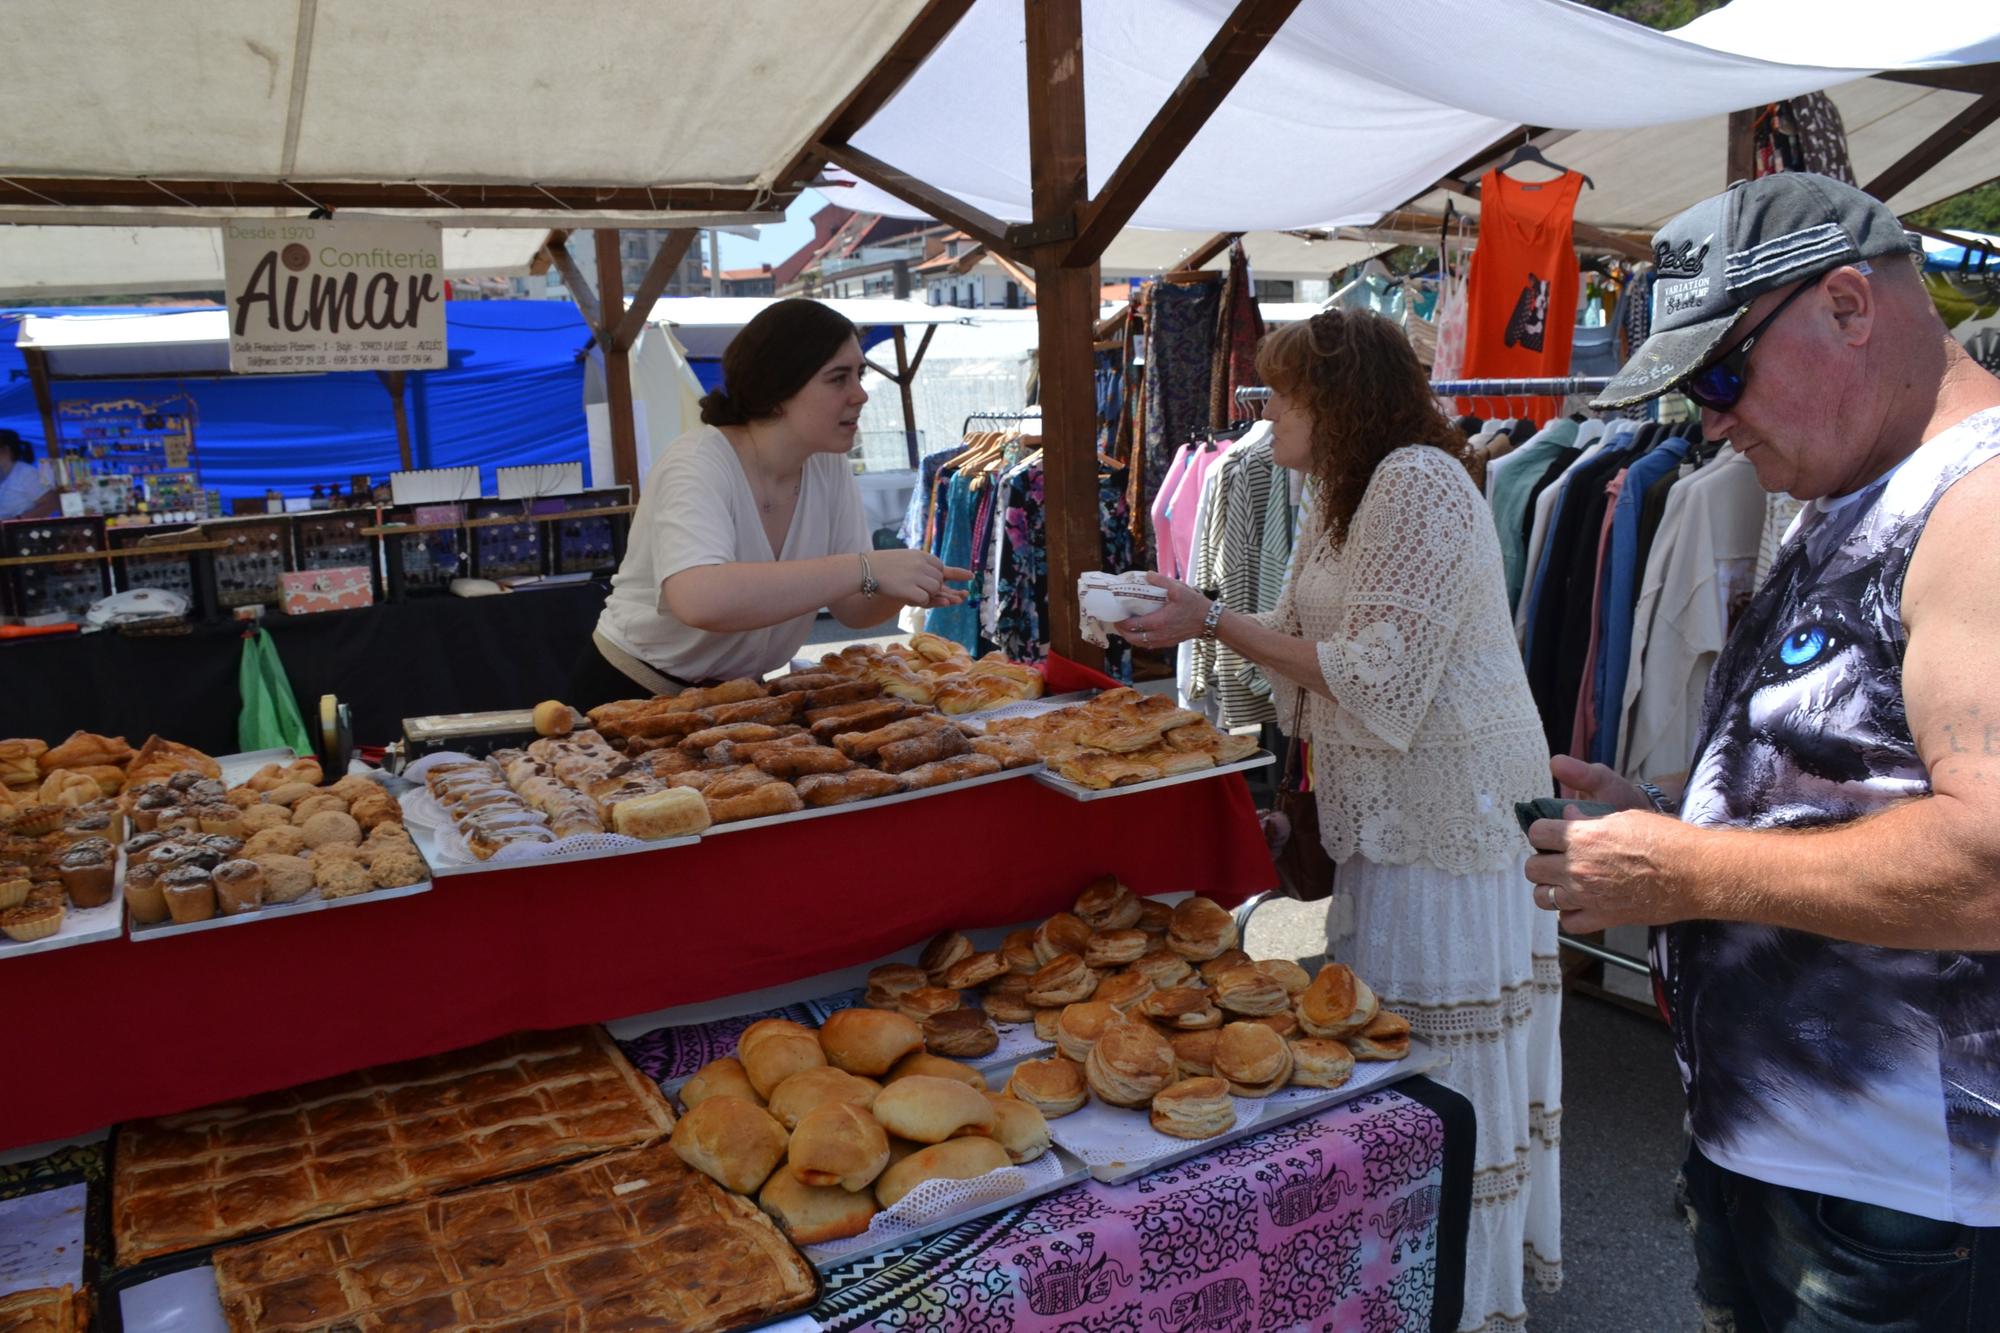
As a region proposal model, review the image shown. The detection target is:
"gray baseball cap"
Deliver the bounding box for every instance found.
[1593,172,1914,409]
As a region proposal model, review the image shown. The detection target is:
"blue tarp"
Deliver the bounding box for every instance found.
[0,302,593,501]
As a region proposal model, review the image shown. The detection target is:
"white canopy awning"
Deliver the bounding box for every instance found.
[15,310,235,377]
[1095,229,1390,281]
[646,296,971,358]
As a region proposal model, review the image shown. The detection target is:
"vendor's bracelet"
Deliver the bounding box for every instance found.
[1200,599,1226,641]
[858,552,880,598]
[1636,781,1675,815]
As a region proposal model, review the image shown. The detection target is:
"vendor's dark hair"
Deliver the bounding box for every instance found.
[0,430,30,464]
[699,299,860,426]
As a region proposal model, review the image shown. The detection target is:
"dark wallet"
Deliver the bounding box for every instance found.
[1514,797,1620,836]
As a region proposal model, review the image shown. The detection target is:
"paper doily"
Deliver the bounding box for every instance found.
[801,1151,1069,1264]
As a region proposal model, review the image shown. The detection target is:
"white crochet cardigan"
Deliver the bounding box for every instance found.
[1263,445,1552,873]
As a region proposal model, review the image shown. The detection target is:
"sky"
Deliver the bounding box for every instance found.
[712,189,835,270]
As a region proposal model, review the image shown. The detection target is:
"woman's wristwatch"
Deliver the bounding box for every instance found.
[858,552,880,598]
[1200,599,1226,641]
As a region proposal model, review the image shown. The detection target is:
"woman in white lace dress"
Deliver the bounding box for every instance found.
[1118,309,1561,1332]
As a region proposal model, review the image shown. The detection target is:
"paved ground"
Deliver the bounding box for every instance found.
[1245,896,1698,1332]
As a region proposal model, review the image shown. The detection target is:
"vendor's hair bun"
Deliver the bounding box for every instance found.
[699,388,749,426]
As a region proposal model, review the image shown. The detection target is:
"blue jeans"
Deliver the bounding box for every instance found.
[1681,1144,1998,1331]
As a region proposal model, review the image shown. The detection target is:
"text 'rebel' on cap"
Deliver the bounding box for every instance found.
[1593,172,1915,409]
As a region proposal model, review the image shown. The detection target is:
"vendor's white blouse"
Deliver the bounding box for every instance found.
[596,426,870,682]
[1264,444,1551,873]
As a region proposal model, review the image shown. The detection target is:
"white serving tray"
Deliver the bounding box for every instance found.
[1045,1037,1446,1183]
[951,691,1093,732]
[0,852,124,961]
[1034,748,1276,802]
[702,760,1041,836]
[120,1267,229,1333]
[214,746,301,788]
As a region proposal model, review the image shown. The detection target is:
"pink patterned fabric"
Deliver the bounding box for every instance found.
[809,1089,1447,1333]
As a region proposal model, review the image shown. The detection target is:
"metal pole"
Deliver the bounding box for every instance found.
[1556,935,1650,976]
[708,229,722,296]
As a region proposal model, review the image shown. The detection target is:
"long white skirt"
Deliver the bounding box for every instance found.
[1330,855,1563,1332]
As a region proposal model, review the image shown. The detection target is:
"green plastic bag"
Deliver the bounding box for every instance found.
[238,629,314,757]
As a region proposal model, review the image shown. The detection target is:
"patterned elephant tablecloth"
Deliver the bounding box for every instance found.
[781,1080,1471,1333]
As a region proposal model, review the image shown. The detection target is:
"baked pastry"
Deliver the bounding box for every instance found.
[923,1007,998,1059]
[1289,1037,1357,1088]
[1073,874,1143,930]
[0,899,63,942]
[37,770,100,808]
[313,857,374,899]
[874,1136,1011,1209]
[117,1028,677,1265]
[864,962,929,1009]
[1213,1021,1294,1097]
[1139,985,1224,1030]
[1084,928,1150,969]
[263,781,317,808]
[895,986,964,1024]
[0,1284,84,1332]
[1031,1006,1064,1043]
[669,1095,790,1194]
[1211,966,1294,1017]
[1167,896,1238,960]
[818,1008,924,1076]
[124,865,169,925]
[55,846,114,908]
[754,745,853,779]
[983,1092,1051,1164]
[1084,1019,1175,1108]
[1351,1009,1413,1061]
[243,825,307,858]
[833,715,950,761]
[899,753,1003,789]
[1197,948,1255,983]
[40,729,132,772]
[299,810,362,849]
[211,859,266,915]
[1129,947,1196,989]
[1092,969,1155,1012]
[982,973,1035,1024]
[1005,1056,1088,1117]
[885,1051,986,1090]
[161,866,216,923]
[610,786,712,839]
[919,929,973,981]
[967,733,1041,768]
[1248,1011,1301,1038]
[759,1163,880,1244]
[870,1074,996,1144]
[795,769,904,806]
[706,781,805,823]
[682,1055,766,1111]
[369,849,428,889]
[1150,1076,1237,1140]
[1055,1000,1118,1063]
[236,803,291,834]
[1001,928,1041,976]
[289,792,349,825]
[1169,1028,1222,1079]
[875,723,969,774]
[1025,954,1098,1007]
[788,1101,890,1192]
[740,1021,828,1098]
[1033,911,1093,964]
[941,950,1007,989]
[1258,958,1314,996]
[531,698,575,736]
[253,854,313,903]
[1297,962,1380,1039]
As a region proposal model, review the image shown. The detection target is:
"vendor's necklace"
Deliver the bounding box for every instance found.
[743,429,802,514]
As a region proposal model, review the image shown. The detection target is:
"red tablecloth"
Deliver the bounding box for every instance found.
[0,774,1271,1152]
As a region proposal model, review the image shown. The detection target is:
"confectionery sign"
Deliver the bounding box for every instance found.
[222,218,446,373]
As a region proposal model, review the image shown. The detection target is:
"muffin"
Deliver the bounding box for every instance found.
[212,859,267,915]
[255,854,314,904]
[161,866,216,923]
[195,804,245,838]
[56,845,116,909]
[124,863,170,926]
[1,899,64,942]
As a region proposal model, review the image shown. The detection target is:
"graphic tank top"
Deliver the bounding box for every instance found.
[1659,406,2000,1224]
[1460,169,1586,421]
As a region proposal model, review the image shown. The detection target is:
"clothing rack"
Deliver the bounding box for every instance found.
[1427,377,1613,397]
[960,409,1043,435]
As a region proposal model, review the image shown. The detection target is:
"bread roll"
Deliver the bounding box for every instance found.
[758,1166,879,1244]
[886,1051,986,1089]
[1213,1021,1294,1097]
[739,1023,828,1099]
[706,781,805,823]
[1150,1077,1237,1140]
[668,1096,789,1194]
[1297,963,1380,1039]
[1004,1056,1089,1117]
[531,700,575,737]
[1073,875,1142,930]
[795,769,904,806]
[788,1101,891,1192]
[871,1074,997,1144]
[765,1066,880,1129]
[922,1008,998,1059]
[983,1093,1051,1164]
[1032,912,1093,965]
[609,786,712,839]
[1083,1019,1175,1108]
[1054,1000,1119,1063]
[874,1136,1012,1209]
[819,1008,924,1076]
[1166,896,1238,961]
[1288,1037,1356,1088]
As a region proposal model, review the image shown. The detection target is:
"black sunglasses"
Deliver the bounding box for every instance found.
[1681,276,1821,412]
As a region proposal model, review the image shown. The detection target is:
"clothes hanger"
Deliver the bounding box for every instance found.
[1496,139,1594,190]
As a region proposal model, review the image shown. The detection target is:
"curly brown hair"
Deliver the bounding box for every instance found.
[1255,308,1474,552]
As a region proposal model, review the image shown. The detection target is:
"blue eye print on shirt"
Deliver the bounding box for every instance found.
[1778,625,1829,669]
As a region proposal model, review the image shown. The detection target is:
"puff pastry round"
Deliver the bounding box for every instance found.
[1150,1076,1237,1139]
[1084,1019,1175,1108]
[1072,874,1143,931]
[1297,963,1380,1040]
[1025,954,1098,1007]
[1054,1000,1119,1063]
[1166,896,1238,961]
[1005,1056,1089,1117]
[1033,911,1094,964]
[1288,1036,1357,1088]
[1213,1021,1294,1097]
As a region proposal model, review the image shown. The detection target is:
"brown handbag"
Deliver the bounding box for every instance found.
[1260,695,1334,902]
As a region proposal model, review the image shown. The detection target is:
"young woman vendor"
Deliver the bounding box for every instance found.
[574,299,969,707]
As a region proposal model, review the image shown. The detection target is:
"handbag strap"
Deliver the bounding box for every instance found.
[1277,693,1309,793]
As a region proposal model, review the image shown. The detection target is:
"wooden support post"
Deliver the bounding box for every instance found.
[594,229,641,494]
[377,370,413,470]
[893,326,921,468]
[20,347,60,457]
[1726,107,1758,188]
[546,235,601,333]
[1025,0,1101,669]
[611,229,698,355]
[1862,93,2000,204]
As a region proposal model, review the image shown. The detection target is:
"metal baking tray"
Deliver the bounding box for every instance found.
[1033,748,1276,801]
[701,760,1042,836]
[0,851,126,961]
